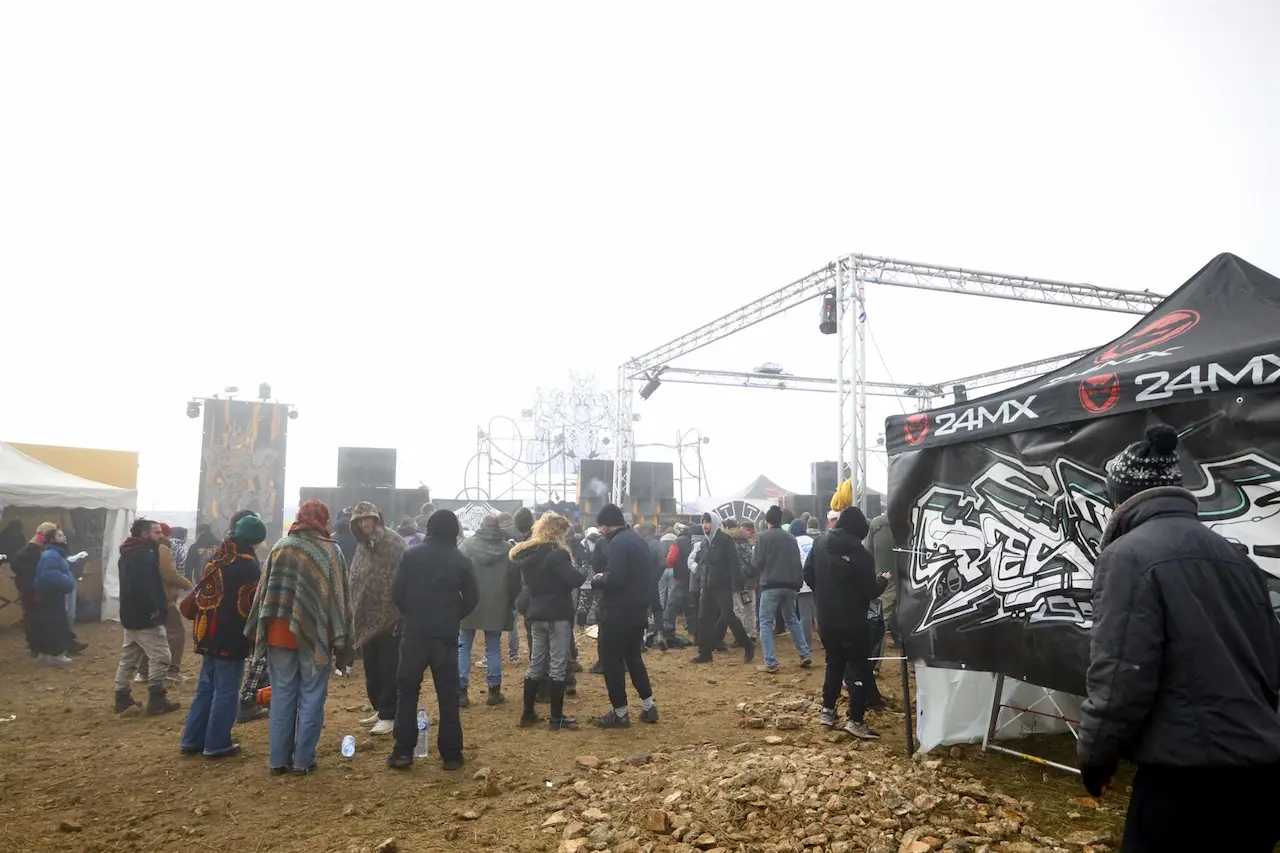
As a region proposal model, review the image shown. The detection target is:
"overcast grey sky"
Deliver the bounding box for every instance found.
[2,2,1276,510]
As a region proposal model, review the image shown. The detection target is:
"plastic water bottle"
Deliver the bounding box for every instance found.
[341,735,356,758]
[414,707,431,758]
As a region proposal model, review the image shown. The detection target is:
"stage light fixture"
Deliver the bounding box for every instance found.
[819,289,838,335]
[258,382,272,401]
[952,383,968,403]
[287,408,299,420]
[186,401,202,419]
[639,375,662,400]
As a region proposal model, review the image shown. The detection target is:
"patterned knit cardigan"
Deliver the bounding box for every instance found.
[244,529,353,667]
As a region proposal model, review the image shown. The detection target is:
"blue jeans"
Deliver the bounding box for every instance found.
[758,588,811,667]
[182,656,245,756]
[797,592,815,652]
[658,569,676,612]
[459,629,503,688]
[267,646,330,771]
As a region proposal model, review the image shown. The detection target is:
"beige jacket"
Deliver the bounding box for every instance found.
[159,542,192,604]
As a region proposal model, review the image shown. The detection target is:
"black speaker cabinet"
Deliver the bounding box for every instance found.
[337,447,397,489]
[811,461,840,495]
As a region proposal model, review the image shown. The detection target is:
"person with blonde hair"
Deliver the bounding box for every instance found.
[510,512,585,730]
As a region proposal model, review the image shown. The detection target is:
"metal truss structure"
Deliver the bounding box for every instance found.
[616,254,1166,509]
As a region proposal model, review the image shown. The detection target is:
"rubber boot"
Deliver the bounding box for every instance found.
[519,679,542,727]
[549,681,578,731]
[535,678,551,704]
[114,689,141,713]
[146,684,181,716]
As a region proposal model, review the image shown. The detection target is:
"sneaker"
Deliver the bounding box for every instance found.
[386,752,412,770]
[549,717,579,732]
[165,673,187,684]
[639,705,660,724]
[270,766,290,776]
[370,718,394,736]
[474,660,487,669]
[291,763,319,775]
[238,702,269,723]
[42,654,72,668]
[359,712,380,726]
[205,741,241,759]
[690,654,713,665]
[592,710,631,729]
[507,654,520,665]
[133,672,145,684]
[799,658,813,669]
[844,720,881,740]
[757,664,780,674]
[180,746,202,757]
[819,709,837,729]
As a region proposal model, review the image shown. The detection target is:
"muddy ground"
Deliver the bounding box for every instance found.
[0,621,1131,853]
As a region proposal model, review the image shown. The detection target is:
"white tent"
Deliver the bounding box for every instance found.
[0,441,136,621]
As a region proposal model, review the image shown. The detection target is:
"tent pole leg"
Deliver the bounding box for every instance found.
[900,655,914,756]
[982,672,1005,754]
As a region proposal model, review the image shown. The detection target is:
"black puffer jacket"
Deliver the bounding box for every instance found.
[515,543,584,623]
[1078,487,1280,772]
[119,538,168,630]
[703,529,744,592]
[10,541,43,597]
[802,527,885,636]
[595,526,653,627]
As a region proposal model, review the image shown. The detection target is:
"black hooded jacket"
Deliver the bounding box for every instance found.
[803,526,885,636]
[119,538,168,630]
[10,541,44,597]
[594,526,653,627]
[514,543,585,623]
[391,535,480,641]
[1078,487,1280,773]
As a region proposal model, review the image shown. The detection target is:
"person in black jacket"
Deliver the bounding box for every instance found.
[691,512,754,664]
[387,510,480,771]
[180,514,268,759]
[1078,425,1280,852]
[113,518,181,716]
[9,522,56,657]
[803,507,886,740]
[511,512,585,730]
[660,524,695,647]
[589,504,660,728]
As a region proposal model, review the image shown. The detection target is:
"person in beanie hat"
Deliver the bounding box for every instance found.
[397,518,425,548]
[690,512,753,664]
[347,501,407,736]
[459,514,521,708]
[803,507,886,739]
[589,504,660,728]
[180,514,268,759]
[753,506,812,673]
[1078,424,1280,851]
[387,510,479,771]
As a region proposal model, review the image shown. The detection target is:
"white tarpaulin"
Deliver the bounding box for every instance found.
[914,662,1083,754]
[0,441,136,621]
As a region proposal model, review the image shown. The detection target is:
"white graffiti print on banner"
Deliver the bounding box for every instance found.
[908,452,1109,632]
[907,447,1280,636]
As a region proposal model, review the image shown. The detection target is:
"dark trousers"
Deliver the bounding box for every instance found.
[597,622,652,710]
[1122,763,1280,852]
[698,588,748,656]
[362,628,400,720]
[662,579,688,637]
[393,636,463,761]
[820,627,872,722]
[31,594,72,656]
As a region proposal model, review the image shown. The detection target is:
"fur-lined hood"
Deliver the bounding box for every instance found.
[509,513,575,566]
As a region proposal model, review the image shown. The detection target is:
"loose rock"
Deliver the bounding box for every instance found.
[59,821,82,833]
[576,756,600,771]
[374,839,397,853]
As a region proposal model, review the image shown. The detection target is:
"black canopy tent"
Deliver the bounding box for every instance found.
[885,252,1280,695]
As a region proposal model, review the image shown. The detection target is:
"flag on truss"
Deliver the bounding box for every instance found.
[858,309,867,323]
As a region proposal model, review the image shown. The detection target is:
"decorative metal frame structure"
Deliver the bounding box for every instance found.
[615,254,1166,509]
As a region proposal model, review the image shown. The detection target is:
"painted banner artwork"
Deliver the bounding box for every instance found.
[887,254,1280,695]
[197,400,289,544]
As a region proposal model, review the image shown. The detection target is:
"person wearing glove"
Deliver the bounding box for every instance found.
[1078,424,1280,852]
[32,528,79,666]
[244,500,353,776]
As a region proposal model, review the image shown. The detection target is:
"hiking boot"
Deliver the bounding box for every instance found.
[549,716,579,731]
[844,720,881,740]
[114,690,141,714]
[592,710,631,729]
[487,686,505,706]
[819,709,837,728]
[743,639,755,664]
[713,644,728,653]
[442,756,464,772]
[386,751,413,770]
[238,701,268,723]
[639,705,660,724]
[756,664,780,674]
[459,692,471,709]
[270,766,290,776]
[146,685,181,716]
[799,658,813,669]
[690,654,713,664]
[519,711,545,728]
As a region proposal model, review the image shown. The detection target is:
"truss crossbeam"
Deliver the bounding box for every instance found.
[933,349,1093,393]
[655,367,932,397]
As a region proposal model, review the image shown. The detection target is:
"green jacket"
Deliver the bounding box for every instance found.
[460,528,520,632]
[866,514,897,617]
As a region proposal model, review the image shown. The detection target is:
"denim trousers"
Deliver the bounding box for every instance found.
[796,592,815,652]
[658,568,676,612]
[181,655,246,756]
[459,629,503,688]
[267,645,331,771]
[758,587,812,667]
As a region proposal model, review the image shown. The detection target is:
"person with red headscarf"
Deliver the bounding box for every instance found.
[244,500,354,775]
